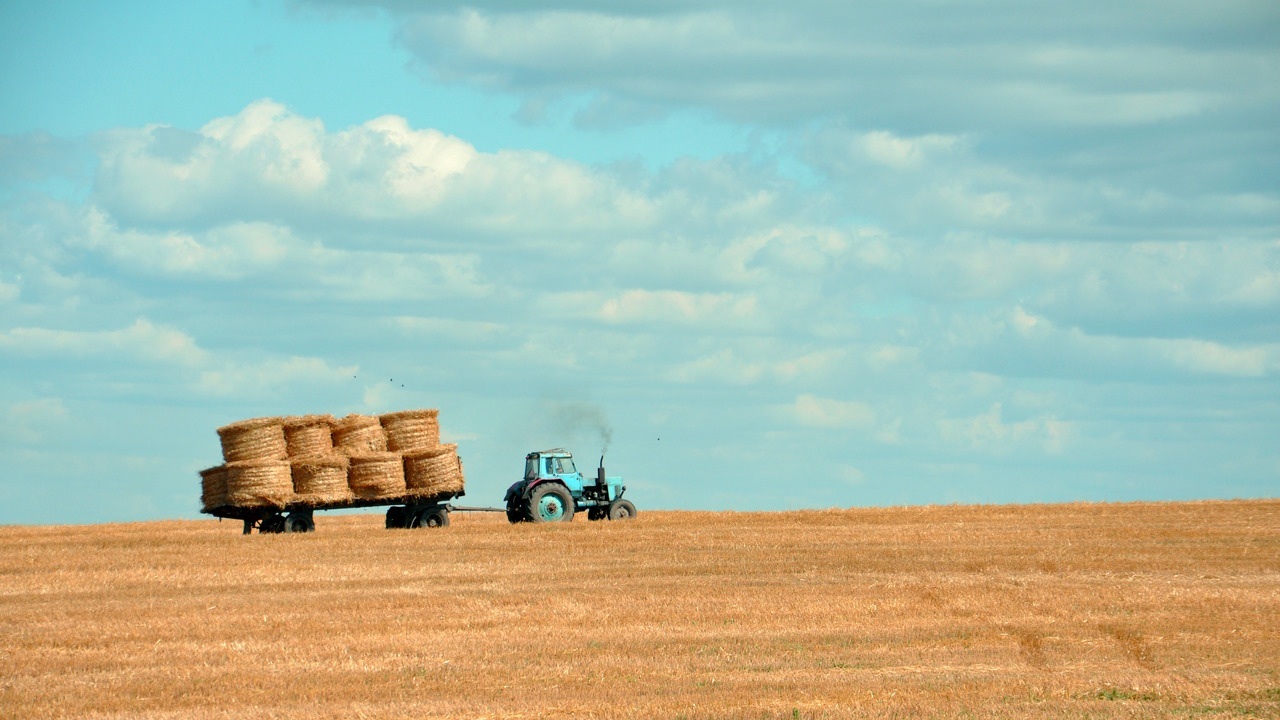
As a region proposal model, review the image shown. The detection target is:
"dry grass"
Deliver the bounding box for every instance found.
[1,500,1277,719]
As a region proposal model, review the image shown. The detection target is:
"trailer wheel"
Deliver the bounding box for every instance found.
[506,505,525,524]
[285,514,314,533]
[587,507,607,521]
[527,483,574,523]
[608,500,637,521]
[413,507,450,528]
[260,514,286,534]
[386,506,409,529]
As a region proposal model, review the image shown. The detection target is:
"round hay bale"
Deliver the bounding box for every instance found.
[348,452,406,500]
[404,443,465,498]
[291,454,351,506]
[217,416,288,463]
[225,460,293,509]
[199,465,228,511]
[379,409,440,452]
[283,414,335,458]
[331,414,388,456]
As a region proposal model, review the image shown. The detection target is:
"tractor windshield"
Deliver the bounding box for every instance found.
[550,456,577,475]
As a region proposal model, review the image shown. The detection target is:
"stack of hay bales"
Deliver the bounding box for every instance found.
[199,408,465,512]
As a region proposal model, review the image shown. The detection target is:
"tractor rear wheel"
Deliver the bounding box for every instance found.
[527,483,574,523]
[608,500,637,521]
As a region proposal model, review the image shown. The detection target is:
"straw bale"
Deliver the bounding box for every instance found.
[403,443,465,498]
[348,452,406,500]
[225,460,294,509]
[331,414,388,456]
[291,454,352,506]
[199,465,228,511]
[217,416,288,463]
[283,414,335,458]
[379,409,440,452]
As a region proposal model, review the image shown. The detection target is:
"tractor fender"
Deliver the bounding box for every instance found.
[504,481,527,505]
[522,478,558,497]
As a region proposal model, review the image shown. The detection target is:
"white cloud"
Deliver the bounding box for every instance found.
[4,398,68,444]
[665,348,764,385]
[598,289,758,326]
[377,3,1277,137]
[93,100,655,238]
[196,356,359,397]
[791,394,876,429]
[0,318,207,366]
[937,403,1071,454]
[74,207,292,278]
[954,306,1280,380]
[858,131,960,170]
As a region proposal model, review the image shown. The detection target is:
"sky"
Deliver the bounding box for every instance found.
[1,0,1277,525]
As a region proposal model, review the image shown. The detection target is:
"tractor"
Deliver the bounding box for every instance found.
[504,449,636,523]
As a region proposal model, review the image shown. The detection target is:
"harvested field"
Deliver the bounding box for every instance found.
[1,500,1277,719]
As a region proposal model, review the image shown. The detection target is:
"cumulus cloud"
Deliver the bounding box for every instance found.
[92,99,655,240]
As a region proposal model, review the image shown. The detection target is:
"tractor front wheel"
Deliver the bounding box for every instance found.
[527,483,574,523]
[608,500,637,521]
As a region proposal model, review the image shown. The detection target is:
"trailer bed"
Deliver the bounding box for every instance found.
[203,491,463,533]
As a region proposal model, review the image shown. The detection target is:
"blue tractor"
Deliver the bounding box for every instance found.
[505,449,636,523]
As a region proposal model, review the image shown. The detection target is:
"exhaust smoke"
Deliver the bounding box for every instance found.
[545,401,613,457]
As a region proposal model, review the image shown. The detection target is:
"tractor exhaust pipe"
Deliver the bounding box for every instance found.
[597,455,607,486]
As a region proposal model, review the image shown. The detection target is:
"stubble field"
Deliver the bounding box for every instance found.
[1,500,1277,718]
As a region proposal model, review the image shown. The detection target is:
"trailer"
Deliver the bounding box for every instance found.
[203,491,504,534]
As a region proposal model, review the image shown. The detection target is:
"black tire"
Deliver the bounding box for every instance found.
[527,483,574,523]
[587,507,607,521]
[285,514,314,533]
[608,499,637,521]
[386,506,409,529]
[260,514,286,533]
[413,507,450,528]
[506,504,525,524]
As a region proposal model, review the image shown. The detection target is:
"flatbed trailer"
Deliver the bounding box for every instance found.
[203,492,504,534]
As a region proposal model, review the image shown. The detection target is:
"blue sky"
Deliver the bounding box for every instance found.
[2,0,1277,524]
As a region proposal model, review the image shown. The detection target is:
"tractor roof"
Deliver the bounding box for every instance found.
[527,448,572,458]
